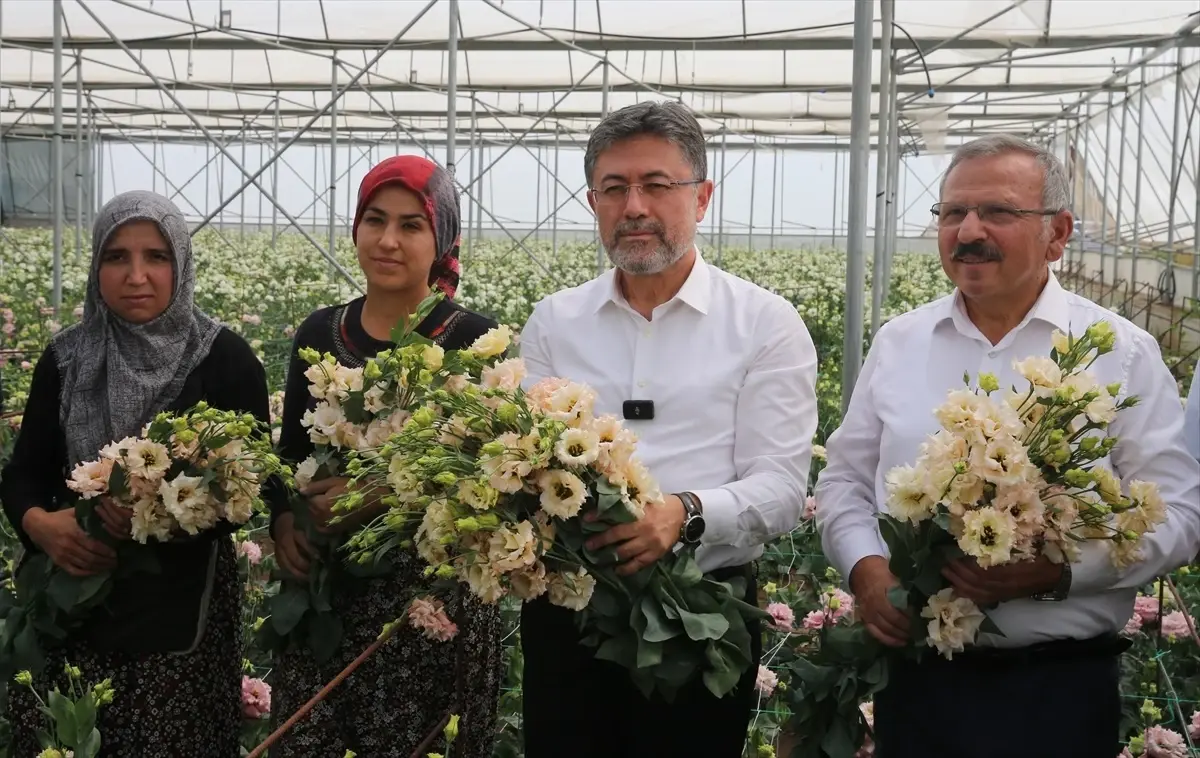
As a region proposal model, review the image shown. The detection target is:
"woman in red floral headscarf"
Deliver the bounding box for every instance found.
[266,155,502,757]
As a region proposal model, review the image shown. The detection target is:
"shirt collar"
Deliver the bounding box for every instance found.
[593,246,712,316]
[938,270,1073,339]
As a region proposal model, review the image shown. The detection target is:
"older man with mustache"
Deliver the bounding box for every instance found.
[815,134,1200,757]
[516,100,819,758]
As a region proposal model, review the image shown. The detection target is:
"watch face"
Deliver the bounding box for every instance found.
[684,516,705,544]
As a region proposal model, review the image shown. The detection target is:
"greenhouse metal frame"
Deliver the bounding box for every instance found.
[2,0,1199,397]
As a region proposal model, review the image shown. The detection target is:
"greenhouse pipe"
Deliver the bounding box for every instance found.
[842,0,874,410]
[1167,51,1185,252]
[272,94,280,249]
[51,0,63,314]
[552,126,560,257]
[596,58,610,273]
[881,55,902,305]
[895,0,1027,69]
[329,54,338,261]
[1113,77,1131,285]
[871,0,895,337]
[446,0,459,176]
[75,52,83,261]
[467,99,477,247]
[70,0,373,290]
[748,141,757,252]
[717,128,727,264]
[770,149,778,251]
[1130,67,1147,294]
[1099,92,1113,285]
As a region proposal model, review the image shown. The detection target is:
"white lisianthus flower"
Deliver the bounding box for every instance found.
[1050,329,1072,355]
[617,459,659,519]
[1013,356,1062,392]
[971,434,1032,487]
[422,345,445,372]
[362,384,388,414]
[416,500,455,565]
[386,455,422,500]
[124,439,172,481]
[537,469,588,519]
[545,383,596,427]
[1092,467,1122,505]
[303,361,335,401]
[957,507,1017,568]
[1084,390,1117,424]
[458,479,500,511]
[811,444,827,461]
[159,473,213,536]
[934,390,989,437]
[294,457,319,490]
[464,558,506,603]
[130,495,174,543]
[224,488,254,525]
[509,560,549,600]
[547,567,596,611]
[480,357,526,391]
[469,325,513,358]
[922,588,986,659]
[486,521,539,573]
[99,436,139,461]
[67,457,115,499]
[554,428,601,467]
[884,465,936,523]
[1128,480,1167,526]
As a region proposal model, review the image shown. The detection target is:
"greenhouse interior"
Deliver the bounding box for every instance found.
[1,0,1199,756]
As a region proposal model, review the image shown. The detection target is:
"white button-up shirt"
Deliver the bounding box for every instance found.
[815,272,1200,648]
[1186,357,1200,461]
[517,251,819,572]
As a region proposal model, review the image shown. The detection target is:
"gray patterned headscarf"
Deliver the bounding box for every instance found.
[52,190,221,467]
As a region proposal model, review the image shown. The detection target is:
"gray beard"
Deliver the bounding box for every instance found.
[605,236,690,275]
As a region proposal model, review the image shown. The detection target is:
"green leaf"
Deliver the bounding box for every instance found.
[74,693,97,743]
[638,595,679,643]
[820,717,857,758]
[46,572,82,612]
[75,573,112,608]
[635,636,663,669]
[307,612,344,663]
[310,567,333,613]
[107,463,129,499]
[700,639,742,698]
[587,583,623,618]
[670,554,704,587]
[48,689,78,745]
[341,393,367,425]
[75,727,101,758]
[676,607,730,641]
[269,585,311,636]
[594,632,637,668]
[12,616,44,674]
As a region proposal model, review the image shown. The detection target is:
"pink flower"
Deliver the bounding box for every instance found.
[1117,749,1134,758]
[1143,725,1188,758]
[283,325,296,338]
[240,314,262,326]
[407,596,459,642]
[241,676,271,719]
[1188,710,1199,741]
[826,588,854,623]
[802,610,827,631]
[237,540,263,565]
[1122,614,1143,636]
[767,602,795,630]
[1134,595,1160,623]
[754,665,777,697]
[1159,611,1194,640]
[802,496,817,520]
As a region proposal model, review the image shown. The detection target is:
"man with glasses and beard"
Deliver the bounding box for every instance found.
[815,134,1200,757]
[516,100,819,757]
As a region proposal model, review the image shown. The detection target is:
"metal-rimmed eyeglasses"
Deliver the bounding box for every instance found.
[590,179,705,206]
[931,202,1062,227]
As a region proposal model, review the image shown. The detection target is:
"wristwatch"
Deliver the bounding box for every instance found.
[1032,561,1071,602]
[677,491,706,545]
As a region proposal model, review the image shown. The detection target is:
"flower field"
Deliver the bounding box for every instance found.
[0,227,1196,757]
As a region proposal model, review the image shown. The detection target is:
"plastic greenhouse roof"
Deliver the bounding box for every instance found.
[0,0,1197,142]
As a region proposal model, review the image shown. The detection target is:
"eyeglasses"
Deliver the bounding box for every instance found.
[590,180,704,206]
[931,202,1061,227]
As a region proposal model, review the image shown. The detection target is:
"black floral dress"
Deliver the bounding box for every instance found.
[268,297,503,758]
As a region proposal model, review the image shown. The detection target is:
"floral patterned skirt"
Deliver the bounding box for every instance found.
[268,552,503,758]
[8,539,243,758]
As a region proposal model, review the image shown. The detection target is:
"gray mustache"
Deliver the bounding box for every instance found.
[952,242,1002,262]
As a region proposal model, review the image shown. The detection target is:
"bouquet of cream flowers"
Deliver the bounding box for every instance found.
[320,297,764,701]
[65,403,284,542]
[882,321,1166,658]
[0,404,289,676]
[781,322,1169,758]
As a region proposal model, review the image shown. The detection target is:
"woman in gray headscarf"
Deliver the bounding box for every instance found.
[1,190,273,757]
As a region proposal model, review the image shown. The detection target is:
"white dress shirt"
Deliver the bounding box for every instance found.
[1186,357,1200,461]
[815,272,1200,648]
[518,250,819,572]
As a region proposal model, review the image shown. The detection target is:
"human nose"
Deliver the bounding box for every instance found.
[378,222,402,250]
[126,256,150,284]
[956,209,987,243]
[622,186,650,218]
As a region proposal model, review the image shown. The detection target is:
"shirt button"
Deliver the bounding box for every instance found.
[642,328,652,337]
[637,380,647,388]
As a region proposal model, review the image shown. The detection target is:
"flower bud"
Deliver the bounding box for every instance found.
[444,714,460,743]
[763,582,778,595]
[978,373,999,393]
[14,671,31,686]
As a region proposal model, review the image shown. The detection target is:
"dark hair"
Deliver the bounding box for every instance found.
[584,100,708,185]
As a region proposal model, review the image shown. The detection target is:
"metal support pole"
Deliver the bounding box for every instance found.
[446,0,459,175]
[870,0,895,336]
[272,94,280,248]
[1131,67,1147,294]
[881,44,902,305]
[717,128,727,264]
[596,58,610,275]
[240,123,248,240]
[51,0,64,313]
[841,0,874,410]
[1080,98,1092,275]
[467,99,477,248]
[74,52,84,261]
[770,148,778,251]
[1113,82,1130,288]
[329,55,339,261]
[1166,50,1184,277]
[748,142,757,252]
[552,126,560,256]
[1099,92,1113,287]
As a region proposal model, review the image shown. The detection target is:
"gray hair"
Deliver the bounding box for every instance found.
[584,100,708,185]
[939,134,1070,211]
